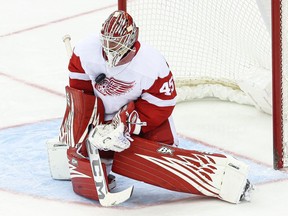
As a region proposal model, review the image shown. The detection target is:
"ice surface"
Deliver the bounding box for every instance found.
[1,1,288,215]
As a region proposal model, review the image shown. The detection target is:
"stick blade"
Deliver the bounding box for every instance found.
[99,185,134,207]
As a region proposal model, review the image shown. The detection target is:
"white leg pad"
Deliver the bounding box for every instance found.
[218,155,249,204]
[46,138,71,180]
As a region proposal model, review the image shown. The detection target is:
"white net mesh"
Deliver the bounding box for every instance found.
[127,0,272,110]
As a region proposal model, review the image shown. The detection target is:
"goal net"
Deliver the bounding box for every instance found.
[118,0,288,169]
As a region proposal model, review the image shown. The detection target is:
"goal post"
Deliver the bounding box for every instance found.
[272,0,287,170]
[118,0,126,11]
[118,0,288,170]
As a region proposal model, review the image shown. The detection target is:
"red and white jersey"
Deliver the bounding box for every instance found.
[68,34,177,144]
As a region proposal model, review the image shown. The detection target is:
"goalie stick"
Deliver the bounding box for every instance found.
[62,35,134,206]
[62,34,73,57]
[86,140,134,206]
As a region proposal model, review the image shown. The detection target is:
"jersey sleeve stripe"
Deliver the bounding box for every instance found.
[141,92,176,107]
[69,72,91,81]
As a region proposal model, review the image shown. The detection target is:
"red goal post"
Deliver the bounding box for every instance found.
[272,0,287,170]
[118,0,288,170]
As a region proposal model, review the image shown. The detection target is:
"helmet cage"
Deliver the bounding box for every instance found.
[100,11,138,67]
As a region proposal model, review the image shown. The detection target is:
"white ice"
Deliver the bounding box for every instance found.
[0,1,288,215]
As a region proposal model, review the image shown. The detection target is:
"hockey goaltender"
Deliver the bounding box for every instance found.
[46,10,253,206]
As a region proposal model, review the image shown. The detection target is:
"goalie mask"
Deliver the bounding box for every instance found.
[100,10,139,67]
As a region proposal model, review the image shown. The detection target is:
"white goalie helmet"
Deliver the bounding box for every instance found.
[100,10,139,67]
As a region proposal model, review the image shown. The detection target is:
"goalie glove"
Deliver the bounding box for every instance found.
[112,101,147,136]
[87,101,146,152]
[87,123,131,152]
